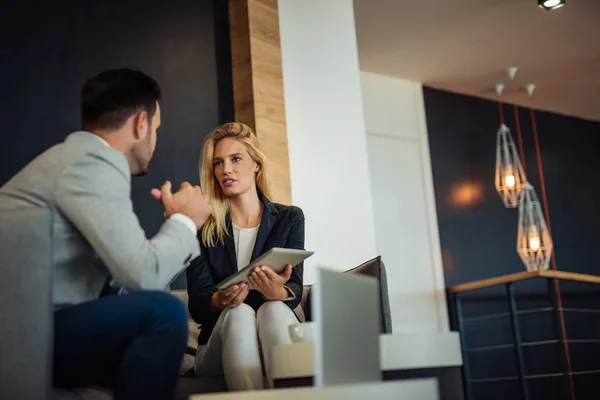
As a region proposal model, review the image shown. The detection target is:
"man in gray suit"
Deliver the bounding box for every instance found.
[0,69,211,400]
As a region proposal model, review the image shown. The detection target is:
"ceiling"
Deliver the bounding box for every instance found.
[354,0,600,122]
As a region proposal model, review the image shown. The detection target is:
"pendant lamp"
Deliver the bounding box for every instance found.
[495,124,526,208]
[517,182,553,271]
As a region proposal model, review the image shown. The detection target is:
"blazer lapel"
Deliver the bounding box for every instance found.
[251,196,277,261]
[224,217,238,274]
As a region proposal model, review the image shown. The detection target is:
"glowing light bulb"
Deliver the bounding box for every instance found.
[528,225,540,250]
[504,173,516,188]
[543,0,561,7]
[529,235,540,250]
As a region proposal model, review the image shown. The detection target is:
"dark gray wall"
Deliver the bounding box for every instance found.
[424,87,600,400]
[1,0,233,288]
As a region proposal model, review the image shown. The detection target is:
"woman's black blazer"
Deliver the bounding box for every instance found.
[186,194,305,345]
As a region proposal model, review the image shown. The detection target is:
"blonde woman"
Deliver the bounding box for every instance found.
[186,122,304,391]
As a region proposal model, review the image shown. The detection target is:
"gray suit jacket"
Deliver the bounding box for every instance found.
[0,131,200,306]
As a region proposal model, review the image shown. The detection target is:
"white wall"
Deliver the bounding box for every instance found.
[278,0,377,284]
[361,72,450,333]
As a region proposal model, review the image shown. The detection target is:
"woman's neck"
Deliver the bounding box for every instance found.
[229,189,263,228]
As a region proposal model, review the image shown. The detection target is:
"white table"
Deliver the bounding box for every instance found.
[190,379,439,400]
[270,332,463,380]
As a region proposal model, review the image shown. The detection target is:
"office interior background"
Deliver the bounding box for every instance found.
[2,0,599,399]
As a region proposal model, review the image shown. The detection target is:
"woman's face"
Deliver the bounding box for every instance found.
[213,137,259,197]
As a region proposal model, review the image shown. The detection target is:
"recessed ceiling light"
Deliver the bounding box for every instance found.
[538,0,566,10]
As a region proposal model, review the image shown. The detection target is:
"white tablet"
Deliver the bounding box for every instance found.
[215,247,314,289]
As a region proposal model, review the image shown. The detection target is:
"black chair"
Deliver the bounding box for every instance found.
[302,256,393,334]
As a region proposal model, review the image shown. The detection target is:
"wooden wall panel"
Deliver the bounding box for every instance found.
[229,0,291,205]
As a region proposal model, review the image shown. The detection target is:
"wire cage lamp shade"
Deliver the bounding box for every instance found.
[495,124,526,208]
[517,183,553,271]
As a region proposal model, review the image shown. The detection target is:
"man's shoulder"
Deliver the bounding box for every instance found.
[0,132,130,209]
[0,142,66,208]
[27,131,131,190]
[62,132,129,173]
[9,131,128,179]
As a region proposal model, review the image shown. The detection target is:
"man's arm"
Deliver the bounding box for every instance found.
[55,151,200,291]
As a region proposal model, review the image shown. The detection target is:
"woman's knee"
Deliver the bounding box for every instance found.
[257,301,289,319]
[221,303,256,331]
[225,303,255,317]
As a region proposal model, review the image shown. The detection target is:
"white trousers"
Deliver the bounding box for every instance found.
[194,301,298,391]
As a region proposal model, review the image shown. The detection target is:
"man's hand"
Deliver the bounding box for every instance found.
[248,264,292,300]
[151,181,212,229]
[211,283,250,311]
[150,187,163,202]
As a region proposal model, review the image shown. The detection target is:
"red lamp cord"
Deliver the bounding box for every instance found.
[499,83,574,397]
[529,102,576,400]
[497,97,505,125]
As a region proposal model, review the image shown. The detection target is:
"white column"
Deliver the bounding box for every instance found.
[361,71,450,333]
[279,0,377,284]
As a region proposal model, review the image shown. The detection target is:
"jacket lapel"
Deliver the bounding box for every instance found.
[224,217,238,275]
[251,195,277,261]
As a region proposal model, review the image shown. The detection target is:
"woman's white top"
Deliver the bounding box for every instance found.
[232,222,260,270]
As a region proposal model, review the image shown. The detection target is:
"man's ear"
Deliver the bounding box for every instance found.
[133,111,149,140]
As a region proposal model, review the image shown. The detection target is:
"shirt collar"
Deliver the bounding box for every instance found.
[90,134,111,148]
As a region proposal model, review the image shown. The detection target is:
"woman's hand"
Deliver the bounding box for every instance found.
[248,264,292,300]
[211,282,250,311]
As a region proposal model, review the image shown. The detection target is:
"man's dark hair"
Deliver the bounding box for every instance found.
[81,69,162,131]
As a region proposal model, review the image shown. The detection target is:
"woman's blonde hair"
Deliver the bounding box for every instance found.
[200,122,272,246]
